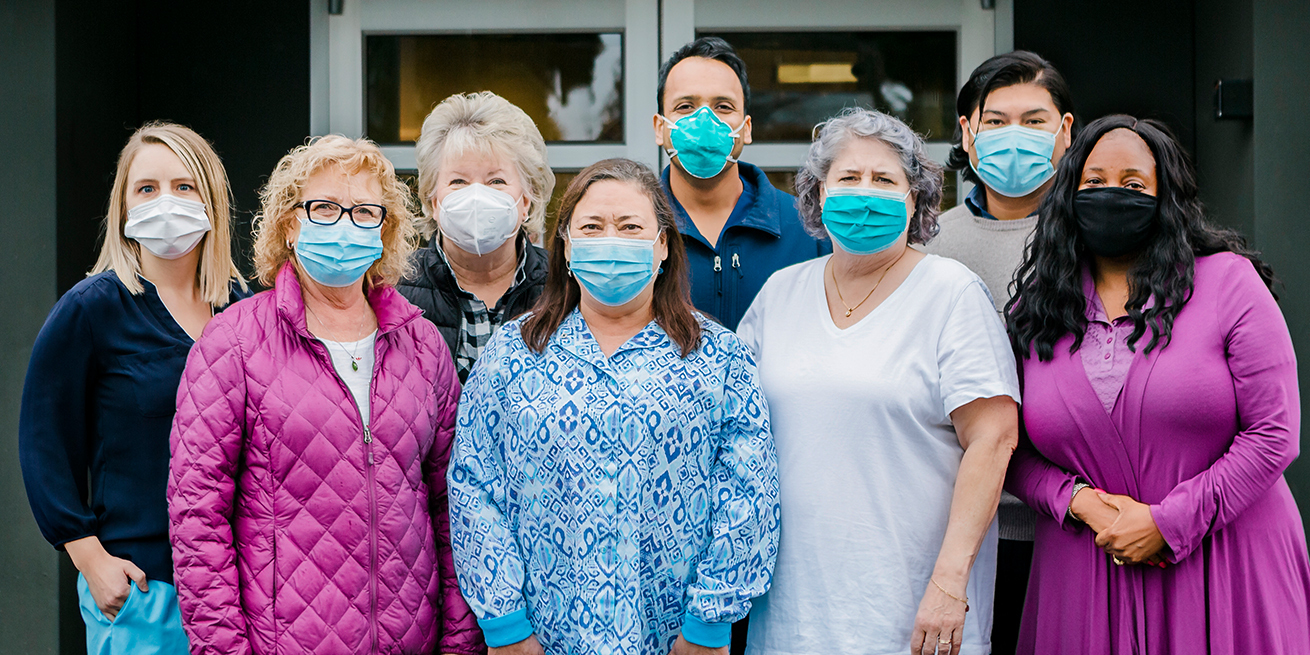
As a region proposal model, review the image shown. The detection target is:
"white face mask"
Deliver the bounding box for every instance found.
[124,194,212,259]
[437,183,523,256]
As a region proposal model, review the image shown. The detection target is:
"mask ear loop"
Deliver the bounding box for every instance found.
[658,114,681,161]
[724,116,748,165]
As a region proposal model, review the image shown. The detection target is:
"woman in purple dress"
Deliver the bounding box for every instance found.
[1004,114,1310,654]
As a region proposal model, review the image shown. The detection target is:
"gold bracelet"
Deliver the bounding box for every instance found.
[931,578,970,613]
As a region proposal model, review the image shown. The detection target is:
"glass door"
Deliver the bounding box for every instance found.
[314,0,1012,205]
[662,0,1012,203]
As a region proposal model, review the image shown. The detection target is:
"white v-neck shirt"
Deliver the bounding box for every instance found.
[321,331,377,427]
[737,254,1020,655]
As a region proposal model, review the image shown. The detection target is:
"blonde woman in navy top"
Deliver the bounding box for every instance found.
[19,122,248,655]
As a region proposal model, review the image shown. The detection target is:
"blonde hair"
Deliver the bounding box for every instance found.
[252,135,418,289]
[415,91,555,239]
[91,122,247,306]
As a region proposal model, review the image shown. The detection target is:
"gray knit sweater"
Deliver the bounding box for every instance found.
[921,202,1039,541]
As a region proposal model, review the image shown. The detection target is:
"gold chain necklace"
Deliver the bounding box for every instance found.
[305,301,369,371]
[830,249,906,318]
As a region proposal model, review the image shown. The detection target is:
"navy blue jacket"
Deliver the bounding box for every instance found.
[662,162,830,330]
[19,272,248,584]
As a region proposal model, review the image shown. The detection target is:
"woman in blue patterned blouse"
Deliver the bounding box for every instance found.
[449,158,780,655]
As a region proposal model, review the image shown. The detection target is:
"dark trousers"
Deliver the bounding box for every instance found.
[730,617,749,655]
[992,538,1034,655]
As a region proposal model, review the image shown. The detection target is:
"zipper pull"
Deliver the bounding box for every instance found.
[363,426,372,444]
[731,253,740,269]
[714,255,722,272]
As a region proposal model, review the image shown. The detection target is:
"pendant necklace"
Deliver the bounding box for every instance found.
[831,249,906,318]
[306,302,369,371]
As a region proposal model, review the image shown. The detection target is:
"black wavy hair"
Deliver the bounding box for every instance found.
[946,50,1078,186]
[656,36,750,115]
[1006,114,1276,362]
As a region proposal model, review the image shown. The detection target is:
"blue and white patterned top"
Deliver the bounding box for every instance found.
[449,308,780,654]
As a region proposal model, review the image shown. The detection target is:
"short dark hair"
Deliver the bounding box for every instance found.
[656,36,751,115]
[946,50,1078,186]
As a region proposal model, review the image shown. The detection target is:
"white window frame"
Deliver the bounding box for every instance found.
[310,0,662,172]
[310,0,1013,200]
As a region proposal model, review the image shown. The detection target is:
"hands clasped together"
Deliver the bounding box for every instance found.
[1071,486,1171,568]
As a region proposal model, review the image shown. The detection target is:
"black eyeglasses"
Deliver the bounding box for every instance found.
[299,199,387,229]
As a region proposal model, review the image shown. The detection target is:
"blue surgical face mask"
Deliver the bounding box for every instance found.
[568,236,658,307]
[294,218,384,288]
[969,123,1062,198]
[821,187,911,256]
[660,107,747,179]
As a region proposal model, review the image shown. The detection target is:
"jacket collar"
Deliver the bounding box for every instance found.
[424,231,549,296]
[275,263,422,338]
[661,161,784,239]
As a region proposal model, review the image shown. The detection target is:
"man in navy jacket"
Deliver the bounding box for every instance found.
[654,37,828,331]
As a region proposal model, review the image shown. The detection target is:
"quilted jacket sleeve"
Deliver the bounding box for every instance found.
[681,332,781,649]
[168,318,252,655]
[447,333,533,648]
[426,352,486,654]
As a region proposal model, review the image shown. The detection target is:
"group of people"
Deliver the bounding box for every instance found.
[18,36,1310,655]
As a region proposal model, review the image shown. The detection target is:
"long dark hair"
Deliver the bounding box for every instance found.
[1006,114,1276,361]
[520,158,703,357]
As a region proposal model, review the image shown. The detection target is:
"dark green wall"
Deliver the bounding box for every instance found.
[1253,0,1310,529]
[0,0,61,652]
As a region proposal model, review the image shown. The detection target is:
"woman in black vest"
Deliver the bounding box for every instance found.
[398,91,555,381]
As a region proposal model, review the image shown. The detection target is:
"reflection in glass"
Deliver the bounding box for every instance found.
[699,32,956,143]
[367,34,624,145]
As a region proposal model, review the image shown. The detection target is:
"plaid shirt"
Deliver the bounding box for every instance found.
[436,241,530,381]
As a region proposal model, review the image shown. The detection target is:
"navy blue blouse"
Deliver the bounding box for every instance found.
[19,271,248,584]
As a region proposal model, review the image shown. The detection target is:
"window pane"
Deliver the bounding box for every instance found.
[367,33,624,145]
[698,31,956,143]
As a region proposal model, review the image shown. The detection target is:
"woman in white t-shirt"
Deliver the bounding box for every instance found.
[739,108,1021,655]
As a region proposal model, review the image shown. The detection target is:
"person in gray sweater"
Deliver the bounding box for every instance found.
[922,50,1077,655]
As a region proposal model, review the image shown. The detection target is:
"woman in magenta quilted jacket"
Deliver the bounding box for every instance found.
[168,135,484,655]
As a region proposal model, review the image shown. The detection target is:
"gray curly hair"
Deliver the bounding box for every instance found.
[795,107,943,245]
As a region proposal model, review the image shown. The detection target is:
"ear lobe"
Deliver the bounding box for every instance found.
[742,116,753,145]
[958,116,973,153]
[652,113,667,147]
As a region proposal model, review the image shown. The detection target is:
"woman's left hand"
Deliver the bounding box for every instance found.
[1094,493,1168,565]
[911,579,966,655]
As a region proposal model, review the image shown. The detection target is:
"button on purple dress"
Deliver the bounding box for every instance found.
[1006,253,1310,654]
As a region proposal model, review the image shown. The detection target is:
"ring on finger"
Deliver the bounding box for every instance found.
[1113,556,1125,565]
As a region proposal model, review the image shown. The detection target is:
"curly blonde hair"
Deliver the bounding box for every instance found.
[91,121,247,306]
[252,135,418,288]
[414,91,555,239]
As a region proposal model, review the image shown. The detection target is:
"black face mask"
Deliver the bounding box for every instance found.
[1073,187,1159,258]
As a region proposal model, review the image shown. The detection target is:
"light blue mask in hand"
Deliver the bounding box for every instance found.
[568,236,658,307]
[661,107,747,179]
[294,218,384,288]
[969,123,1063,198]
[821,187,911,256]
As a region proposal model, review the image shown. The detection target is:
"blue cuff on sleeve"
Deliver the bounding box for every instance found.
[477,608,534,648]
[681,613,732,648]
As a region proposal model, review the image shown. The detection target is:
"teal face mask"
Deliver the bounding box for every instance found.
[660,107,746,179]
[969,123,1061,198]
[821,187,910,255]
[568,236,658,307]
[295,218,384,287]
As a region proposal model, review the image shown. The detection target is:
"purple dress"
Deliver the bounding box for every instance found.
[1006,252,1310,654]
